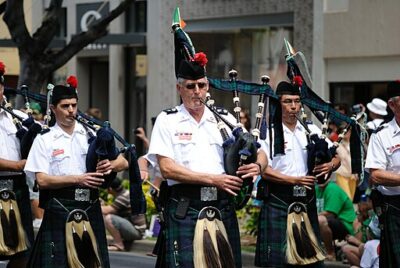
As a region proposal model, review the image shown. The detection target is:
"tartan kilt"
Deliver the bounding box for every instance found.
[0,174,34,260]
[380,203,400,268]
[255,194,323,268]
[164,198,241,268]
[27,198,109,268]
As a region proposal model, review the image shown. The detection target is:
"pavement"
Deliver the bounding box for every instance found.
[127,238,349,268]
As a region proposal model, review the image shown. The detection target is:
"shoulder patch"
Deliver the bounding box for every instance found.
[163,108,178,115]
[215,107,228,115]
[373,124,387,134]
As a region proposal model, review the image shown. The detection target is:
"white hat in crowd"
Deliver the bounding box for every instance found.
[367,98,387,116]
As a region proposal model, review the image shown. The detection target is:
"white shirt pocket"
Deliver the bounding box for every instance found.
[50,147,71,176]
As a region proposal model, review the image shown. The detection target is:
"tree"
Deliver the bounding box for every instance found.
[1,0,134,93]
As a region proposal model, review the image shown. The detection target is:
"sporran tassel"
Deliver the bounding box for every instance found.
[65,210,101,268]
[0,201,14,249]
[0,202,9,254]
[215,223,235,268]
[286,202,325,265]
[9,200,28,253]
[193,206,235,268]
[300,215,317,258]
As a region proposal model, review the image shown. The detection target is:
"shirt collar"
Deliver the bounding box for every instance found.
[283,121,303,133]
[52,121,86,139]
[389,118,400,137]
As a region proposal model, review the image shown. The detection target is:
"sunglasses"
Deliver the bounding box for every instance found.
[184,82,207,90]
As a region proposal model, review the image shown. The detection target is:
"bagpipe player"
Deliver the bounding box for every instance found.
[24,82,128,268]
[147,52,267,268]
[0,61,35,268]
[365,80,400,268]
[256,80,341,267]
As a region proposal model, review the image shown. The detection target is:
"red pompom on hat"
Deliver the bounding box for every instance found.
[66,75,78,89]
[192,52,208,67]
[293,75,303,87]
[0,61,5,85]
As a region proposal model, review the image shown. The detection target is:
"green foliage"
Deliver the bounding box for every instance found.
[236,203,260,236]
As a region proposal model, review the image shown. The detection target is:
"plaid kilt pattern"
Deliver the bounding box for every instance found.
[255,194,323,268]
[0,176,34,260]
[164,198,241,268]
[380,203,400,268]
[27,198,109,268]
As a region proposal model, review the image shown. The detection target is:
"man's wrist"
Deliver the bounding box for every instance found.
[255,162,262,174]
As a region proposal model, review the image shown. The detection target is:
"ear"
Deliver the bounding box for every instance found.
[388,99,396,112]
[50,104,56,113]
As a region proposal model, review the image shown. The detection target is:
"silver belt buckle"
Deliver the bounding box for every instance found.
[200,187,218,201]
[0,179,13,191]
[293,185,307,197]
[75,188,90,202]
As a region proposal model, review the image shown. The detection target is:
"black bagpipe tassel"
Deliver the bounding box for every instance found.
[8,202,19,250]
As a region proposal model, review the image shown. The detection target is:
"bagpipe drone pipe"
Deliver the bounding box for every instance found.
[4,85,146,216]
[205,71,281,210]
[283,39,364,179]
[2,86,43,159]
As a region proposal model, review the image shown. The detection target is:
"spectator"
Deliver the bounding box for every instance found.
[335,126,359,200]
[316,180,357,260]
[366,98,387,132]
[102,178,146,251]
[359,216,380,268]
[86,107,103,120]
[240,109,251,131]
[135,127,150,152]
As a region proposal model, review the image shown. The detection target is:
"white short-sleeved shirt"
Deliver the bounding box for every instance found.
[24,122,91,179]
[360,239,379,268]
[365,118,400,195]
[259,122,324,176]
[0,109,27,161]
[147,104,236,185]
[366,118,384,131]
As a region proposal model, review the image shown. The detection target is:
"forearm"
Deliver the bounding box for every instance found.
[370,168,400,186]
[36,172,80,189]
[158,156,216,186]
[0,158,25,172]
[262,165,297,185]
[256,149,268,172]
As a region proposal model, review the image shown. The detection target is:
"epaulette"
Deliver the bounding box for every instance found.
[305,120,313,125]
[373,123,387,134]
[40,129,50,135]
[215,107,228,115]
[163,108,178,114]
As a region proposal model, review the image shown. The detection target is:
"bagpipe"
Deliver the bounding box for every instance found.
[283,39,364,181]
[4,83,146,216]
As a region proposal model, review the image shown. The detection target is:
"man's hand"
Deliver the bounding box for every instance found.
[313,162,333,178]
[294,175,316,187]
[76,172,104,189]
[213,174,243,196]
[236,162,261,182]
[16,159,27,171]
[96,159,113,175]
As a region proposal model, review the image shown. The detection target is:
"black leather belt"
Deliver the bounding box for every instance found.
[169,184,230,201]
[49,187,99,202]
[0,171,26,190]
